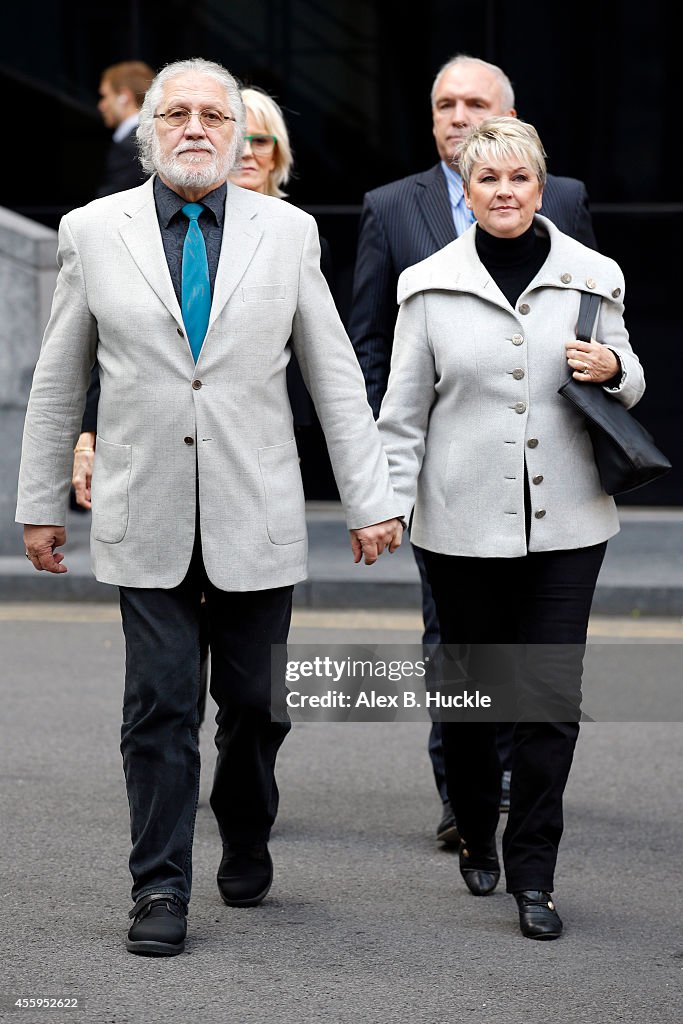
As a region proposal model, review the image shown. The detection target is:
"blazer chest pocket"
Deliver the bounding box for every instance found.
[242,285,286,302]
[258,439,306,545]
[91,437,132,544]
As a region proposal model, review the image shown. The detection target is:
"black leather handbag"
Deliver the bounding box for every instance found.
[557,292,671,495]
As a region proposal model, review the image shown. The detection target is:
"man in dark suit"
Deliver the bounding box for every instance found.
[348,54,596,847]
[96,61,155,197]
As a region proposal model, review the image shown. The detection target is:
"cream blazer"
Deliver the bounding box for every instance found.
[378,216,645,558]
[17,178,398,589]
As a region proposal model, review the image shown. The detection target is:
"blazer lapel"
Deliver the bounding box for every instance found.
[415,165,457,252]
[118,179,183,326]
[207,183,264,332]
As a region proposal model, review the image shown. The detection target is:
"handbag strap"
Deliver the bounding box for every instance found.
[576,291,601,342]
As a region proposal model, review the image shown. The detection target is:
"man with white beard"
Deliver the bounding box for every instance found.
[16,58,402,957]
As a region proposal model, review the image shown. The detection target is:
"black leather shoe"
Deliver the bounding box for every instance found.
[500,770,512,813]
[514,890,563,939]
[217,842,273,907]
[436,801,460,846]
[126,894,187,956]
[459,837,500,896]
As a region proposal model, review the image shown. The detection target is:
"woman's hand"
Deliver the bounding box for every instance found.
[72,431,96,509]
[565,340,619,384]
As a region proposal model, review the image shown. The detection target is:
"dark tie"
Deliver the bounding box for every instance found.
[181,203,211,362]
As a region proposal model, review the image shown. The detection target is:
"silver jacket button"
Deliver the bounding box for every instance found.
[612,287,622,298]
[534,509,546,519]
[561,273,572,284]
[519,303,530,314]
[532,474,544,484]
[586,278,596,289]
[512,368,525,380]
[527,438,539,449]
[513,402,527,414]
[512,333,524,346]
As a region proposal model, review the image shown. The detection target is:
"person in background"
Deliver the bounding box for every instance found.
[348,53,597,848]
[377,116,643,938]
[96,61,155,197]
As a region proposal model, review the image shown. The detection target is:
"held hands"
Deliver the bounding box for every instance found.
[565,340,619,384]
[349,518,404,565]
[71,431,96,509]
[24,525,68,574]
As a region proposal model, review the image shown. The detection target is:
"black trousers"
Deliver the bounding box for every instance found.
[119,532,292,908]
[412,544,513,801]
[418,542,607,892]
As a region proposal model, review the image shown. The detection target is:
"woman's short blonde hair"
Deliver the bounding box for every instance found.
[241,86,293,198]
[457,116,547,190]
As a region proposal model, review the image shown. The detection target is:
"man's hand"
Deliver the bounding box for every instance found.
[72,431,96,509]
[24,525,68,574]
[349,518,404,565]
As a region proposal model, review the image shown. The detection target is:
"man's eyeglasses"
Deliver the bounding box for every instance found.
[154,108,237,130]
[244,134,277,155]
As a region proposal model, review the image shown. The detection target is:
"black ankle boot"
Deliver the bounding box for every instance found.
[514,890,563,939]
[458,837,500,896]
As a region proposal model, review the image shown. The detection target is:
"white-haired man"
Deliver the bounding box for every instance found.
[17,59,402,957]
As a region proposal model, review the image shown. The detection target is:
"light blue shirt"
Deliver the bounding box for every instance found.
[441,161,476,237]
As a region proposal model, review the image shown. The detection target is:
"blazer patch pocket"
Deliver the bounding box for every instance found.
[91,437,132,544]
[242,285,286,302]
[258,439,306,545]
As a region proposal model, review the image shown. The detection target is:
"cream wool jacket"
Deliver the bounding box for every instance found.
[16,178,399,590]
[378,216,645,558]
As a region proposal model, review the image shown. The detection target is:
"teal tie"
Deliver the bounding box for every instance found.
[181,203,211,362]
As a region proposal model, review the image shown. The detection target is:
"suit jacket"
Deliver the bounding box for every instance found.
[96,128,148,198]
[349,163,598,416]
[80,230,333,433]
[377,216,645,558]
[16,177,398,590]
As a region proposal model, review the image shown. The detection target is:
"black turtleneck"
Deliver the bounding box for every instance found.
[475,222,550,307]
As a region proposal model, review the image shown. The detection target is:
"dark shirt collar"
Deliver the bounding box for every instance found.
[153,175,226,228]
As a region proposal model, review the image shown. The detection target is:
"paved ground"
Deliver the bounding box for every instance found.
[1,604,682,1024]
[3,503,683,614]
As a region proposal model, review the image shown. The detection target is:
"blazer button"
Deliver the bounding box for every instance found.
[512,368,525,380]
[192,379,202,390]
[586,278,596,289]
[612,287,622,298]
[527,438,539,448]
[184,436,194,446]
[561,273,572,284]
[518,303,530,315]
[534,509,546,519]
[177,327,184,336]
[512,333,524,346]
[532,474,544,484]
[513,402,527,414]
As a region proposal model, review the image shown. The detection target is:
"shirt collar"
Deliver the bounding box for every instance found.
[440,160,464,200]
[153,176,226,228]
[113,113,139,143]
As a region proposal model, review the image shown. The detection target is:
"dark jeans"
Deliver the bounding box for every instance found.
[419,541,607,892]
[412,543,512,801]
[119,535,292,908]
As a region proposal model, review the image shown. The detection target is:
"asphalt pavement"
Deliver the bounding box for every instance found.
[1,603,682,1024]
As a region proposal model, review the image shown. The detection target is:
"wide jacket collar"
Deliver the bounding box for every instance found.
[397,215,617,311]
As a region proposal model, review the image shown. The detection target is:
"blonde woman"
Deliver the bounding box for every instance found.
[379,118,644,939]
